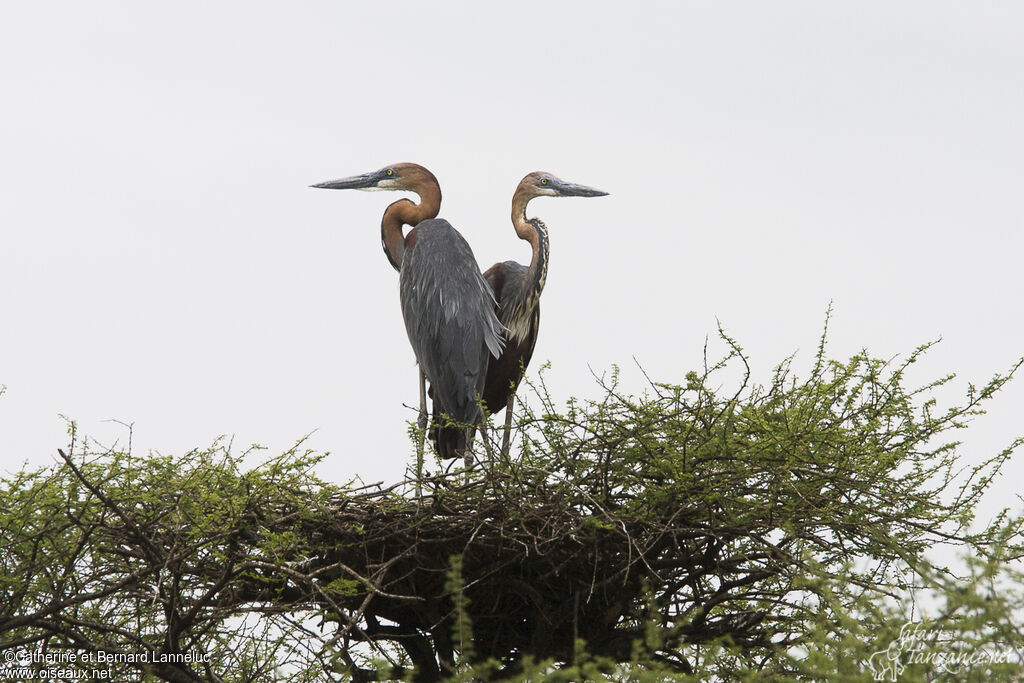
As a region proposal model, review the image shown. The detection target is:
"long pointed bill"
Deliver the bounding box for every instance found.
[554,180,609,198]
[310,171,383,190]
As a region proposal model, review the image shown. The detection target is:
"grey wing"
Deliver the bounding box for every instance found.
[481,261,540,413]
[487,261,529,326]
[399,220,504,424]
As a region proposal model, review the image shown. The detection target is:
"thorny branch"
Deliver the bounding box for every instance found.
[1,331,1021,681]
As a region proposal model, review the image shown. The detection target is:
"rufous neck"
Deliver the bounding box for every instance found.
[511,188,538,248]
[381,181,442,270]
[510,189,547,293]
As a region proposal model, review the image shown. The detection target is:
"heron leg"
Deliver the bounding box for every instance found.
[416,369,427,491]
[478,423,497,479]
[462,427,476,471]
[500,392,515,461]
[462,436,472,471]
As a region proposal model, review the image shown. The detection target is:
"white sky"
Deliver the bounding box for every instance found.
[1,3,1021,522]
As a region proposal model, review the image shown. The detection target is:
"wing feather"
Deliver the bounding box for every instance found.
[399,219,504,425]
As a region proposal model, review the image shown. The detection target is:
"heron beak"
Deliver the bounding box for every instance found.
[554,180,609,198]
[310,171,382,190]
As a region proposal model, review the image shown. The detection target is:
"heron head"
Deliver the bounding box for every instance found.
[519,171,608,200]
[311,162,436,193]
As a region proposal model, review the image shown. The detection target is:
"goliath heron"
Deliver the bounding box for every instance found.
[482,172,607,456]
[312,163,503,465]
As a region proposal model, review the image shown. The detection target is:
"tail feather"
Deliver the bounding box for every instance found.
[432,423,466,460]
[429,398,475,460]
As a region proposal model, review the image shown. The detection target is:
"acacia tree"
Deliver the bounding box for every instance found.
[1,324,1023,681]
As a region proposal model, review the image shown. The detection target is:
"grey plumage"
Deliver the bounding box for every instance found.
[494,218,547,344]
[480,174,607,460]
[400,219,503,440]
[313,163,504,462]
[312,163,603,463]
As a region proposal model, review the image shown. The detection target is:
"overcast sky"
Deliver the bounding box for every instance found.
[1,3,1021,520]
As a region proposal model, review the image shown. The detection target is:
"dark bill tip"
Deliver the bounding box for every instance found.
[557,181,609,198]
[310,171,380,190]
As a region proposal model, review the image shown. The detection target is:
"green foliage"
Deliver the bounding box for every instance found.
[1,319,1023,681]
[500,322,1023,677]
[446,555,475,665]
[0,439,340,682]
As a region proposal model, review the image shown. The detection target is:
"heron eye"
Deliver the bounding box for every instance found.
[540,178,548,185]
[386,169,394,177]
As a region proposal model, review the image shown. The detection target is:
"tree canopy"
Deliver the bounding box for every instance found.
[2,323,1023,681]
